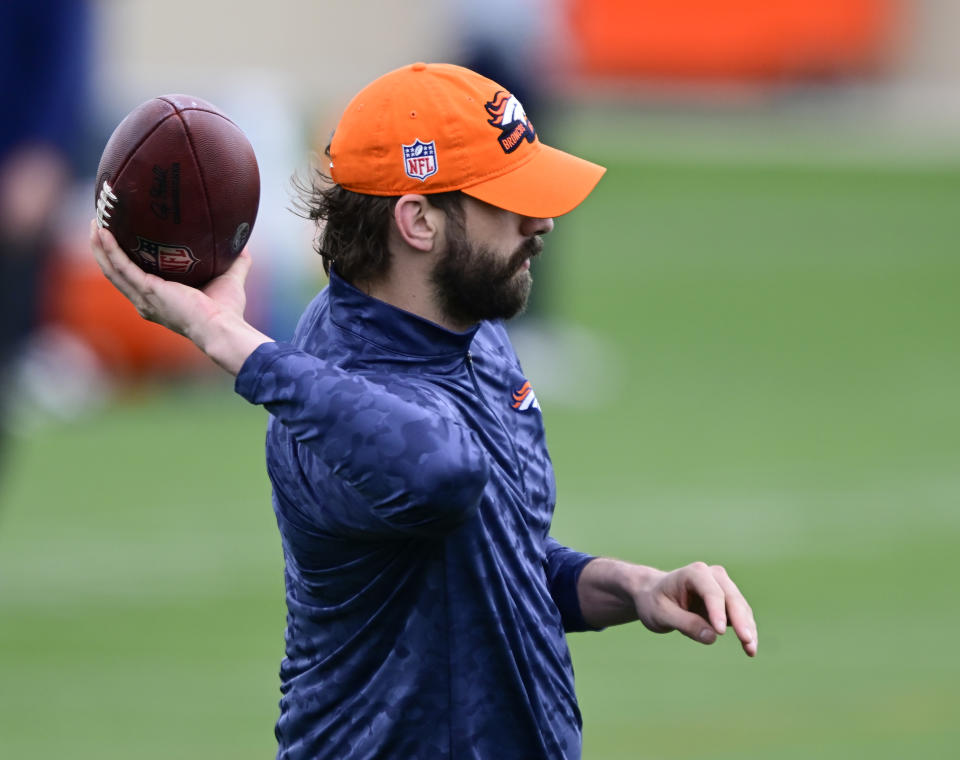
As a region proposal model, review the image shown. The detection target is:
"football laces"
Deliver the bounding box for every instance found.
[96,180,118,229]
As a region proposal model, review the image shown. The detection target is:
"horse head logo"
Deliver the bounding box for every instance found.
[485,91,537,154]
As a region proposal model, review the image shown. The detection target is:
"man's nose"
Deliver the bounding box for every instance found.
[521,216,554,237]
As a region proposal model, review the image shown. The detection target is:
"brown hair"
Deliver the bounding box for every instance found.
[294,147,463,286]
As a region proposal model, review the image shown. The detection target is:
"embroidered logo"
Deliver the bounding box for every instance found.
[485,91,536,154]
[402,139,438,181]
[511,381,540,412]
[131,237,199,274]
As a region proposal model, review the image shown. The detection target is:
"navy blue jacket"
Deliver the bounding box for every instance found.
[235,272,595,759]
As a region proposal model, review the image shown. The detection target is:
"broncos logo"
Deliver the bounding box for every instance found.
[511,381,540,412]
[485,91,537,154]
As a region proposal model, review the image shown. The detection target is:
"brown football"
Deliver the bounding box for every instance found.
[95,95,260,287]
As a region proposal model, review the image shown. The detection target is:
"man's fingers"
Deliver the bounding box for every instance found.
[91,220,133,283]
[656,598,718,645]
[227,249,253,282]
[651,562,758,656]
[711,565,758,657]
[90,220,139,301]
[204,249,253,297]
[683,561,728,636]
[98,225,152,290]
[89,218,166,320]
[89,218,115,275]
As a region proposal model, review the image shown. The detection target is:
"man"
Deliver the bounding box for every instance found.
[91,63,757,759]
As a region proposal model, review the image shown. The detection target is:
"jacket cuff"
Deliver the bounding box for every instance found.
[551,552,599,633]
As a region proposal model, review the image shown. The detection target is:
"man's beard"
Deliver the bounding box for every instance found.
[430,223,542,327]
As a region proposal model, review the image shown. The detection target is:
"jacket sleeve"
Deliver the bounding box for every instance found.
[544,537,598,633]
[235,341,490,537]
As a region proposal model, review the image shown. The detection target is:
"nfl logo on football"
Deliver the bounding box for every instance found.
[402,139,438,181]
[132,236,199,275]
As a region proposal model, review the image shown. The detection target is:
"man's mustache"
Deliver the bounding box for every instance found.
[505,237,543,275]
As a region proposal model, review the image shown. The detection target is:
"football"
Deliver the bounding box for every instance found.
[95,95,260,288]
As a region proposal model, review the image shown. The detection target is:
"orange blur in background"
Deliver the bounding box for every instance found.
[569,0,899,80]
[43,1,900,380]
[42,244,206,379]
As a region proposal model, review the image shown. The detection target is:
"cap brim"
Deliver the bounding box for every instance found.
[461,143,606,218]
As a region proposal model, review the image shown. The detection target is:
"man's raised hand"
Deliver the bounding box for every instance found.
[89,219,271,375]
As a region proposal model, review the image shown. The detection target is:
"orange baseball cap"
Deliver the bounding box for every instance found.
[329,62,606,218]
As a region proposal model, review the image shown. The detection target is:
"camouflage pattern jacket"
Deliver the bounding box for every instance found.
[236,271,595,759]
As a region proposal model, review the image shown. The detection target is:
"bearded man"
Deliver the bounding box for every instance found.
[91,63,757,760]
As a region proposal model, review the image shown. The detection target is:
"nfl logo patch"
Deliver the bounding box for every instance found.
[402,139,438,181]
[132,236,200,275]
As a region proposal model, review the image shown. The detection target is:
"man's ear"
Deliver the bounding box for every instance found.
[393,194,442,252]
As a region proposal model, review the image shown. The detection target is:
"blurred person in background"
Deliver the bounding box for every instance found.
[0,0,91,475]
[451,0,618,403]
[456,42,548,321]
[453,0,560,323]
[91,63,757,759]
[454,0,550,154]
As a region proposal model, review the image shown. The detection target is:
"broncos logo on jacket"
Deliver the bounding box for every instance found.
[485,91,537,154]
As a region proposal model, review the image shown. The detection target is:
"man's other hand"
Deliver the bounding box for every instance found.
[578,557,758,657]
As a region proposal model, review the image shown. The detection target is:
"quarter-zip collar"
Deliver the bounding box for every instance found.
[328,269,479,358]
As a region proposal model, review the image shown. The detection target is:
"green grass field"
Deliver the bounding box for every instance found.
[1,157,958,758]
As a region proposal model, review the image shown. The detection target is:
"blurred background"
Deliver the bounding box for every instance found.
[1,1,958,757]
